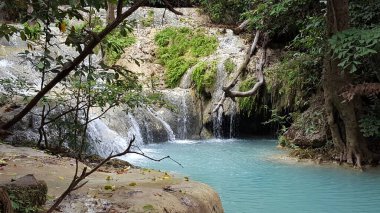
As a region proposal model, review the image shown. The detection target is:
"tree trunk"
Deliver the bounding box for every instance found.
[0,188,13,213]
[106,1,116,24]
[324,0,371,168]
[0,1,146,130]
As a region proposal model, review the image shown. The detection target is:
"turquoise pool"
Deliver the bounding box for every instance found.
[125,139,380,213]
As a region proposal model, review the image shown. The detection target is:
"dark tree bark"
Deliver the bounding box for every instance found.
[324,0,372,168]
[0,188,13,213]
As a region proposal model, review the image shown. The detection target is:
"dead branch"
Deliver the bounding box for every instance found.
[47,136,136,213]
[212,31,261,113]
[47,135,184,212]
[162,0,184,15]
[233,19,249,35]
[225,48,266,97]
[130,145,183,167]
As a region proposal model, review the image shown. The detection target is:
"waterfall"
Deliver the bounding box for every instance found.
[229,101,237,138]
[127,113,144,146]
[87,118,134,158]
[180,95,188,139]
[146,107,176,141]
[213,106,224,138]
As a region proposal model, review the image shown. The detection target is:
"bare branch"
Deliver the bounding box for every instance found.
[129,151,184,168]
[47,136,136,213]
[162,0,183,15]
[85,104,117,125]
[225,49,266,97]
[233,19,249,35]
[212,31,260,113]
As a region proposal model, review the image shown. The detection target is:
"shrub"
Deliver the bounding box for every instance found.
[224,58,236,74]
[191,61,217,93]
[155,27,218,88]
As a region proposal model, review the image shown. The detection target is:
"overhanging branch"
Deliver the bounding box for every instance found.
[212,31,261,113]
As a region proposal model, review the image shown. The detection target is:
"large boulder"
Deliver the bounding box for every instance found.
[284,96,330,148]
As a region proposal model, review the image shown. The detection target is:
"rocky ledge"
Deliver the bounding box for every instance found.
[0,144,223,212]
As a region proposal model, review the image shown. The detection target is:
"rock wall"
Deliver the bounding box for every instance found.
[0,7,255,150]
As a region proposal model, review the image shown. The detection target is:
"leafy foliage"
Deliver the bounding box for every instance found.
[197,0,250,24]
[141,10,155,27]
[242,0,323,37]
[329,27,380,73]
[102,29,136,64]
[265,52,321,111]
[9,192,41,213]
[238,77,256,116]
[223,58,236,74]
[359,115,380,138]
[191,61,217,93]
[154,27,218,87]
[21,22,43,41]
[290,16,325,56]
[350,0,380,28]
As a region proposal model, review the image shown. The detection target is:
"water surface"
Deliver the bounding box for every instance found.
[125,139,380,213]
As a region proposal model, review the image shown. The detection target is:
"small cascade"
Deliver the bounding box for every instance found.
[179,95,188,139]
[146,107,176,141]
[87,118,133,158]
[213,106,224,138]
[127,113,144,146]
[229,101,237,138]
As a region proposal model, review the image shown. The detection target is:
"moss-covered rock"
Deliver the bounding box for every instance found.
[283,96,329,149]
[154,27,218,88]
[2,174,47,213]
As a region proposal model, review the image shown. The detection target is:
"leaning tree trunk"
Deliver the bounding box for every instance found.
[0,188,13,213]
[106,1,116,24]
[324,0,372,168]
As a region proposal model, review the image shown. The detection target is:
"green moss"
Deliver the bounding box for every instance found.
[191,61,217,93]
[224,58,236,74]
[238,77,256,116]
[141,10,154,27]
[146,92,177,112]
[22,22,42,41]
[96,26,135,65]
[155,27,218,88]
[104,31,135,64]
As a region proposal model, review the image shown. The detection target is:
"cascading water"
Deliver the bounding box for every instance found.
[146,107,176,141]
[229,101,237,138]
[213,106,224,138]
[179,95,188,139]
[127,113,144,146]
[87,118,134,158]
